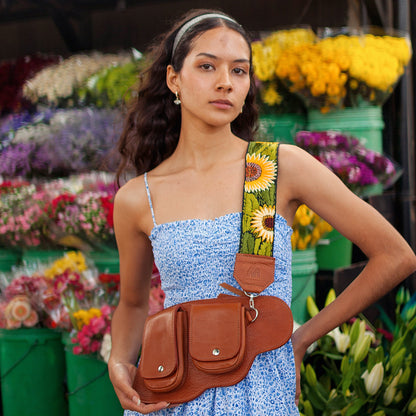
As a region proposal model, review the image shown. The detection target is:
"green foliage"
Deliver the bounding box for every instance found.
[299,287,416,415]
[77,59,145,108]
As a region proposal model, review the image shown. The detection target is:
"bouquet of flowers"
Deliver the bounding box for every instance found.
[0,54,60,114]
[252,28,315,114]
[23,52,131,107]
[0,108,122,178]
[77,54,145,108]
[291,205,333,250]
[0,181,52,249]
[275,28,412,113]
[0,251,90,329]
[300,288,416,415]
[0,173,117,250]
[295,130,400,196]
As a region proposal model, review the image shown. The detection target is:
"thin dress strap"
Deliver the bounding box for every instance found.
[143,172,157,227]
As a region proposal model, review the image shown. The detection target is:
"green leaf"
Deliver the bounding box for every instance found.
[345,399,365,416]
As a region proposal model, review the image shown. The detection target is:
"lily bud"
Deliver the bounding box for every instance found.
[408,397,416,414]
[371,411,385,416]
[306,296,319,318]
[349,319,362,346]
[305,364,317,387]
[302,399,314,416]
[361,362,384,395]
[324,288,336,307]
[396,286,406,305]
[383,369,403,406]
[354,334,372,363]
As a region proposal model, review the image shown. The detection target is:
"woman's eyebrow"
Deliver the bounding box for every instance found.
[196,52,250,63]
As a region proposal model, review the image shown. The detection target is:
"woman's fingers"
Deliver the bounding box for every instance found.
[110,361,170,414]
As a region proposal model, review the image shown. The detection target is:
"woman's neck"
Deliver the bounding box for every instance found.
[171,122,244,171]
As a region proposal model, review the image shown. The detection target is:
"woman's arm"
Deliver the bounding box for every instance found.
[108,181,169,414]
[278,145,416,403]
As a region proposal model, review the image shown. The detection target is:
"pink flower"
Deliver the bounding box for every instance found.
[90,340,101,352]
[73,346,83,355]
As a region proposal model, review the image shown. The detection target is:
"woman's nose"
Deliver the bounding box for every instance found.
[216,69,232,91]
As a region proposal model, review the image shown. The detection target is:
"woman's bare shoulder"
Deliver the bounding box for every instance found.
[114,175,151,231]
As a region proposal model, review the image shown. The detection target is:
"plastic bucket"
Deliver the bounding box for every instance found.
[259,113,306,144]
[87,249,119,273]
[307,106,384,153]
[63,335,123,416]
[316,229,353,271]
[21,248,66,266]
[0,328,67,416]
[292,248,318,324]
[0,248,21,272]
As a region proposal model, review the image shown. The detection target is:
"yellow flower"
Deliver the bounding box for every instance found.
[44,251,87,279]
[250,205,275,243]
[261,83,283,106]
[245,153,277,193]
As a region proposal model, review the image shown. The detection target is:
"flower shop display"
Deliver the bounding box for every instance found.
[275,30,412,113]
[291,205,332,323]
[299,288,416,416]
[23,51,131,107]
[0,53,60,114]
[77,55,145,108]
[252,28,314,142]
[295,130,400,196]
[0,108,122,178]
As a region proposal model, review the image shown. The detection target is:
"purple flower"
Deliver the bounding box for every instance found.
[295,130,399,195]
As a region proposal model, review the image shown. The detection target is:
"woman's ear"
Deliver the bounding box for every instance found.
[166,65,180,94]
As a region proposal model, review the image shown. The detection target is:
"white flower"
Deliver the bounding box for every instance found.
[361,362,384,395]
[328,327,350,353]
[100,333,112,363]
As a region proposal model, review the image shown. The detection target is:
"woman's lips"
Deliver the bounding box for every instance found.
[210,100,233,110]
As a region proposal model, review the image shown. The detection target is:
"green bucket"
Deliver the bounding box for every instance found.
[307,106,384,153]
[0,248,21,272]
[63,336,123,416]
[21,248,66,266]
[316,229,353,271]
[87,249,119,273]
[259,113,306,144]
[292,248,318,324]
[0,328,67,416]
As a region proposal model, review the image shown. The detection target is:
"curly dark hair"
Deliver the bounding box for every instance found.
[116,9,258,184]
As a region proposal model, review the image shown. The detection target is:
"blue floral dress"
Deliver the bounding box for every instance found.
[124,172,299,416]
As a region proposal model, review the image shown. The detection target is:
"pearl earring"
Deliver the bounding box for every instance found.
[174,91,181,105]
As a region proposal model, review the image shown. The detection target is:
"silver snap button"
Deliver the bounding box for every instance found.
[212,348,220,356]
[158,365,164,372]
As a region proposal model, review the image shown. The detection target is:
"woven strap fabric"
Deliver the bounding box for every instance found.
[239,141,279,258]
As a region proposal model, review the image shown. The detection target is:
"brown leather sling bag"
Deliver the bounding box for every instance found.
[133,142,294,404]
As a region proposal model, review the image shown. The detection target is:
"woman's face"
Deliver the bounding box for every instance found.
[169,26,251,130]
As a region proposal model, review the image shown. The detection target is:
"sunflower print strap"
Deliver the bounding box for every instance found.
[239,141,278,257]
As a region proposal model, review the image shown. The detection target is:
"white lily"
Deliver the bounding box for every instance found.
[361,362,384,395]
[328,327,350,353]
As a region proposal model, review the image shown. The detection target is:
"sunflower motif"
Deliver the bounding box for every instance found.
[245,153,277,192]
[250,205,275,243]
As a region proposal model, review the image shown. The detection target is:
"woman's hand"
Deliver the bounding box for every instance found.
[109,361,170,414]
[291,329,307,407]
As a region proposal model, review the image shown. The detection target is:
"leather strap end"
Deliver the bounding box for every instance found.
[233,253,275,293]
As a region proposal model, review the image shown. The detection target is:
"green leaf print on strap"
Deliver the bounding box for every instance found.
[239,141,279,257]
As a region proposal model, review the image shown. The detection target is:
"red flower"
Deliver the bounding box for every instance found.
[100,195,114,228]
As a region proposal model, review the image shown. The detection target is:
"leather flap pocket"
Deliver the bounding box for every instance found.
[189,302,246,374]
[139,306,186,392]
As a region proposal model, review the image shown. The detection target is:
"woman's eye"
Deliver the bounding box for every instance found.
[200,63,214,70]
[233,67,247,75]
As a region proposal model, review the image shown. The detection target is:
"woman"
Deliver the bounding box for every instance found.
[108,9,416,415]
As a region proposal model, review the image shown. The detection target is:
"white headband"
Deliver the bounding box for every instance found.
[172,13,238,57]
